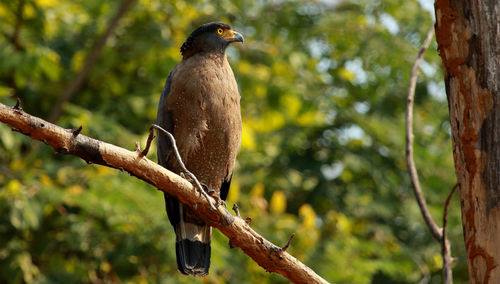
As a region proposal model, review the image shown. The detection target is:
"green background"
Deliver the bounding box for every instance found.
[0,0,466,283]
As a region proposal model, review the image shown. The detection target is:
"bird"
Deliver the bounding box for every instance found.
[156,22,243,276]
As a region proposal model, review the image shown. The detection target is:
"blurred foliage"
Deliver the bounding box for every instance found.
[0,0,467,283]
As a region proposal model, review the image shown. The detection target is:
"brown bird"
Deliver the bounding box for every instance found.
[156,22,243,276]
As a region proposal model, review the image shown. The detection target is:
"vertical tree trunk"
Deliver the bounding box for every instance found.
[434,0,499,282]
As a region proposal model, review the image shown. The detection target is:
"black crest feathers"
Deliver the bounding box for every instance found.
[180,22,232,58]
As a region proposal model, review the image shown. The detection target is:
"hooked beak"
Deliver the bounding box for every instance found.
[225,30,244,44]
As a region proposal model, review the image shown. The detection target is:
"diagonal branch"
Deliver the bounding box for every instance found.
[0,102,329,284]
[48,0,137,122]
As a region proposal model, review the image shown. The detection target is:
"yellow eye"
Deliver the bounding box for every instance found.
[217,28,223,35]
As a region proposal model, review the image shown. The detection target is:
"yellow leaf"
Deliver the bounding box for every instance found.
[250,182,264,197]
[67,185,83,195]
[339,67,355,82]
[0,5,8,18]
[269,190,286,214]
[297,111,324,126]
[36,0,58,8]
[384,236,400,252]
[71,50,85,72]
[340,170,353,182]
[238,60,252,75]
[335,212,351,234]
[241,122,256,150]
[282,95,301,117]
[247,110,285,132]
[299,204,316,228]
[10,160,24,171]
[7,180,22,196]
[40,174,53,186]
[128,255,138,264]
[226,179,240,203]
[100,261,111,272]
[254,84,267,98]
[33,159,42,168]
[272,62,288,76]
[0,86,11,98]
[43,204,54,216]
[432,253,442,269]
[23,5,35,19]
[97,166,112,176]
[118,223,137,233]
[254,64,271,81]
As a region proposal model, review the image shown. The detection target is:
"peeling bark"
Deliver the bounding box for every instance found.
[435,0,500,282]
[0,103,329,284]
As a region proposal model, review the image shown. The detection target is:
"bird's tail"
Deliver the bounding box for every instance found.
[174,204,211,276]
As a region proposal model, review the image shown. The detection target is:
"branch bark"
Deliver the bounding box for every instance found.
[48,0,137,122]
[405,26,455,283]
[435,0,500,282]
[0,102,329,284]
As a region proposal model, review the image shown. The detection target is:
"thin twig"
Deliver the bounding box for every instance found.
[406,26,456,283]
[149,124,216,211]
[72,125,83,137]
[229,205,238,248]
[405,27,441,241]
[140,126,156,156]
[232,203,240,217]
[442,184,458,284]
[282,233,295,252]
[13,97,22,110]
[48,0,137,122]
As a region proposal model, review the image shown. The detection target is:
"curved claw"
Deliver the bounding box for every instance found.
[214,200,227,209]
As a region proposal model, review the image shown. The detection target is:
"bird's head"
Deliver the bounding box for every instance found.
[180,22,244,59]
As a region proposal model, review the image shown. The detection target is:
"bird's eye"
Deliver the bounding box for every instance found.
[217,28,223,35]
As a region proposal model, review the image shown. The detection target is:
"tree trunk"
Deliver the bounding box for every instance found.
[434,0,499,282]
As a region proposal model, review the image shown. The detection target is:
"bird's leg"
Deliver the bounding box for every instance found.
[202,184,226,208]
[151,124,217,211]
[232,204,240,217]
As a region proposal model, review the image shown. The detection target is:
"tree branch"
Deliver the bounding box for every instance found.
[405,27,440,241]
[405,26,454,283]
[48,0,137,122]
[0,102,329,284]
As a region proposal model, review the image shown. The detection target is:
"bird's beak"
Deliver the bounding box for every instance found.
[225,30,244,44]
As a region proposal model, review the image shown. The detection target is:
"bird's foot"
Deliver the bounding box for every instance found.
[202,183,214,194]
[215,199,227,209]
[202,184,226,208]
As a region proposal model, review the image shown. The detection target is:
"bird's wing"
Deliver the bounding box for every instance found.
[219,174,232,201]
[157,70,180,226]
[157,66,211,276]
[157,70,174,167]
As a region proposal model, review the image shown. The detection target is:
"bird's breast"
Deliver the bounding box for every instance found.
[166,55,242,189]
